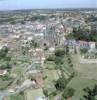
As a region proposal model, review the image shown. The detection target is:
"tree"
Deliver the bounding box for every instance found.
[1,75,12,81]
[46,55,55,61]
[20,91,24,95]
[33,42,38,48]
[55,49,65,57]
[0,46,9,59]
[62,87,75,99]
[22,50,26,55]
[0,62,11,69]
[92,85,97,96]
[82,85,97,100]
[21,21,25,24]
[43,89,49,97]
[10,21,16,24]
[4,56,11,61]
[6,62,11,69]
[66,45,69,54]
[67,57,72,64]
[55,78,67,91]
[69,63,73,67]
[71,26,97,42]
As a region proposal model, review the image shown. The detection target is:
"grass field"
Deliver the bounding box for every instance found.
[11,66,24,76]
[44,61,56,69]
[25,88,44,100]
[0,78,12,90]
[43,69,60,85]
[66,54,97,100]
[10,94,24,100]
[71,55,97,79]
[67,76,97,100]
[43,69,60,95]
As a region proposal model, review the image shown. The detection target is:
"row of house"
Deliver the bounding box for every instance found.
[65,39,97,54]
[66,39,96,49]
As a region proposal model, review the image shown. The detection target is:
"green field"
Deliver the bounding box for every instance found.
[11,66,24,76]
[44,61,56,69]
[67,54,97,100]
[0,78,12,90]
[25,88,44,100]
[43,69,60,86]
[67,76,97,100]
[72,55,97,79]
[10,94,24,100]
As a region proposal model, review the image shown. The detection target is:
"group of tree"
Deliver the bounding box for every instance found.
[62,87,75,99]
[67,27,97,42]
[1,74,13,81]
[85,15,97,22]
[55,77,75,99]
[0,46,12,69]
[0,46,9,59]
[30,40,38,48]
[46,48,65,65]
[46,47,73,68]
[30,15,47,21]
[0,62,11,69]
[81,85,97,100]
[54,48,65,57]
[55,77,67,91]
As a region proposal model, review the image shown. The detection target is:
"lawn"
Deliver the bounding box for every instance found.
[67,54,97,100]
[11,66,24,76]
[43,69,60,85]
[71,54,97,79]
[10,94,24,100]
[0,78,12,90]
[67,76,97,100]
[43,69,60,94]
[25,88,45,100]
[62,63,74,76]
[44,61,56,69]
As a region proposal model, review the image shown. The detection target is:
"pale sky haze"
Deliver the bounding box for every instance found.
[0,0,96,10]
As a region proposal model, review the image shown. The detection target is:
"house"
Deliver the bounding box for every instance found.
[67,40,76,46]
[78,41,96,50]
[78,41,89,48]
[0,70,7,76]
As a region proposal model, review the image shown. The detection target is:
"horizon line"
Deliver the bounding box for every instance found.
[0,7,96,11]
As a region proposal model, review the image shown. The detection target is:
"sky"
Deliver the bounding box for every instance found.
[0,0,96,10]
